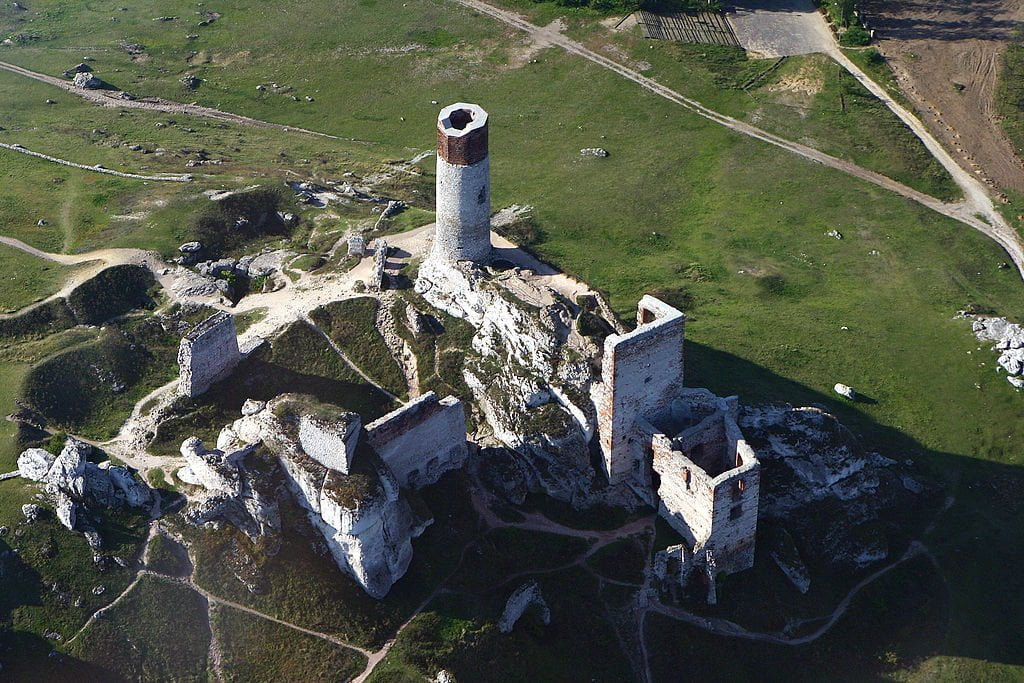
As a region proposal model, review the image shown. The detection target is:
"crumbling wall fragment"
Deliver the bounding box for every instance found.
[365,391,467,488]
[177,312,240,398]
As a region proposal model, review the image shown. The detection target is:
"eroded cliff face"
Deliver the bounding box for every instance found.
[185,396,432,599]
[416,258,628,509]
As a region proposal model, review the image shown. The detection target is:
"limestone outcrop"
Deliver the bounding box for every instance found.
[739,405,938,572]
[16,437,159,532]
[498,581,551,633]
[17,448,56,481]
[969,315,1024,388]
[185,392,467,599]
[417,258,608,508]
[178,437,281,542]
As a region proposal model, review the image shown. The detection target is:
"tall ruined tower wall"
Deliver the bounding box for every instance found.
[432,102,492,264]
[595,296,685,484]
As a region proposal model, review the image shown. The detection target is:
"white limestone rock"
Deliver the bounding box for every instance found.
[44,439,88,498]
[179,437,247,495]
[498,581,551,633]
[17,448,56,481]
[241,399,266,416]
[21,503,42,523]
[53,489,77,530]
[968,315,1024,387]
[833,383,856,400]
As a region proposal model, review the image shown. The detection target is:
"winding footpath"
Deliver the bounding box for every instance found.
[0,60,344,141]
[2,13,1021,273]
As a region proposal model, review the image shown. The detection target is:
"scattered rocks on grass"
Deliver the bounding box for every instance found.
[21,503,42,523]
[579,147,609,157]
[965,314,1024,389]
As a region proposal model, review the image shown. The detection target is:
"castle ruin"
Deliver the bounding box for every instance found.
[177,311,241,398]
[420,102,761,585]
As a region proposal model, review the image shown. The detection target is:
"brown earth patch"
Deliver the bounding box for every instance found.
[861,0,1024,194]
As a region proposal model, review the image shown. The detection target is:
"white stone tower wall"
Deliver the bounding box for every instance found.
[431,102,492,264]
[434,154,491,262]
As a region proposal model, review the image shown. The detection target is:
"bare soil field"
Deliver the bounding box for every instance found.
[861,0,1024,194]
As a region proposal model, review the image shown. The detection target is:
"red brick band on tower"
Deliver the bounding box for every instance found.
[437,106,488,166]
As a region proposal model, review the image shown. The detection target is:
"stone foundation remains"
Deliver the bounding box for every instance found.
[178,311,241,398]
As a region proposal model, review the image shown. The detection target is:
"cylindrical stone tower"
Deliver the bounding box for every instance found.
[433,102,491,264]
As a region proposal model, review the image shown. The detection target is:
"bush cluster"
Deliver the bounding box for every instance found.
[191,186,295,255]
[0,265,156,340]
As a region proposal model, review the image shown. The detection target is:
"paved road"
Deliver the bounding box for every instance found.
[727,0,833,57]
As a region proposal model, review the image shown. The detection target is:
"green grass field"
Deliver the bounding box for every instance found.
[65,575,211,680]
[0,244,81,313]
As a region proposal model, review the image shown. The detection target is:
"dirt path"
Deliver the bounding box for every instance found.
[449,0,1024,278]
[648,540,926,646]
[823,37,1024,278]
[0,60,344,141]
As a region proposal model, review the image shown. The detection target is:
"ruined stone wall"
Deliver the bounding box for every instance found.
[707,439,759,574]
[365,392,468,489]
[177,312,240,398]
[595,296,685,484]
[652,432,713,548]
[369,239,388,292]
[431,103,491,264]
[649,406,760,575]
[671,415,729,477]
[298,413,361,474]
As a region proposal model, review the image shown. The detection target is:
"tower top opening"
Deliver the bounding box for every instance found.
[437,102,489,166]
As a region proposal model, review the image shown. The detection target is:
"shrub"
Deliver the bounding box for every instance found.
[65,265,157,325]
[841,24,871,47]
[190,185,296,256]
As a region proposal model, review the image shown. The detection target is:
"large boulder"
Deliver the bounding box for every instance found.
[17,448,56,481]
[73,72,103,89]
[44,440,89,497]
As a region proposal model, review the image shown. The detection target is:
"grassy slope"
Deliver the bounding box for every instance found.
[213,605,367,681]
[309,297,408,398]
[0,244,80,313]
[65,575,211,680]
